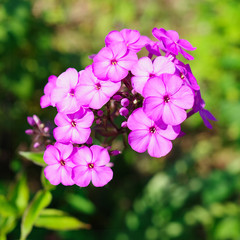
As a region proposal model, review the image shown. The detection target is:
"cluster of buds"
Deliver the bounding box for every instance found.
[28,27,216,187]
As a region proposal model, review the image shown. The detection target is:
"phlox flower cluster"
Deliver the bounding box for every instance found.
[29,27,216,188]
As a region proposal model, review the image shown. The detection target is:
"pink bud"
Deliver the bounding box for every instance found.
[86,137,93,145]
[112,95,122,101]
[27,116,35,126]
[121,98,129,107]
[25,129,34,135]
[121,121,127,128]
[97,110,103,117]
[110,150,121,156]
[96,119,101,125]
[119,107,129,117]
[33,142,40,148]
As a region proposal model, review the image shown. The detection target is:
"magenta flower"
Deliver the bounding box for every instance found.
[143,74,194,125]
[105,29,148,52]
[53,108,94,144]
[75,65,121,109]
[190,91,217,129]
[51,68,82,114]
[131,56,175,95]
[44,142,75,186]
[72,145,113,187]
[40,75,57,108]
[127,108,180,158]
[93,43,138,82]
[152,28,196,60]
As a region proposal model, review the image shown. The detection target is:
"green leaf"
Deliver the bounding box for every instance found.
[0,216,17,238]
[0,195,18,217]
[8,173,29,215]
[19,151,46,167]
[20,190,52,240]
[35,208,91,230]
[66,194,96,215]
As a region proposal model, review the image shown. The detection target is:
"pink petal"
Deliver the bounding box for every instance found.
[57,68,79,89]
[105,30,124,46]
[111,43,127,59]
[54,112,70,126]
[127,108,152,130]
[89,90,111,109]
[120,29,140,45]
[101,80,121,97]
[153,56,175,75]
[71,127,91,144]
[51,88,68,106]
[166,30,179,42]
[72,146,93,165]
[131,57,153,77]
[107,65,128,82]
[142,76,166,98]
[171,85,194,109]
[53,126,72,143]
[143,97,164,122]
[179,48,194,60]
[55,142,73,160]
[56,95,80,114]
[117,50,138,70]
[163,74,183,95]
[72,165,92,187]
[75,110,94,128]
[178,39,196,51]
[40,95,51,108]
[44,145,60,164]
[157,122,181,140]
[90,145,110,166]
[92,166,113,187]
[128,130,150,153]
[61,166,75,186]
[148,134,172,158]
[131,76,149,95]
[44,164,61,185]
[162,103,187,125]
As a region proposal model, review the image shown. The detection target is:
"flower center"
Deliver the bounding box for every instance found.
[163,95,170,103]
[88,163,94,169]
[71,120,76,127]
[69,89,75,96]
[149,126,157,133]
[60,160,65,166]
[111,59,117,65]
[95,82,101,90]
[149,73,155,78]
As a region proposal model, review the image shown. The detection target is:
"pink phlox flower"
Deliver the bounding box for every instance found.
[53,108,94,144]
[192,91,217,129]
[105,29,148,52]
[143,74,194,125]
[127,108,180,158]
[40,75,57,108]
[152,28,196,60]
[131,56,175,95]
[145,39,165,58]
[51,68,82,114]
[174,59,200,91]
[93,43,138,82]
[72,145,113,187]
[44,142,76,186]
[75,65,121,109]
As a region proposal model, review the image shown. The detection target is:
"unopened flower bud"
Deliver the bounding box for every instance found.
[119,107,129,117]
[121,98,129,107]
[96,119,101,124]
[97,110,103,117]
[27,116,35,126]
[33,115,41,125]
[25,129,34,135]
[86,137,93,145]
[112,95,122,101]
[110,150,121,156]
[33,142,40,148]
[121,121,127,128]
[131,89,137,95]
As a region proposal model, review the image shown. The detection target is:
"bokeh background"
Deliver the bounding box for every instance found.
[0,0,240,239]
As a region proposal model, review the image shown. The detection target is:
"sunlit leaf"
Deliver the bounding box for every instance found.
[20,190,52,240]
[19,151,46,167]
[35,208,90,230]
[0,195,18,217]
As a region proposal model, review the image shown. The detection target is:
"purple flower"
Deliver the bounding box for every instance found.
[152,28,196,60]
[127,108,180,158]
[105,29,147,52]
[190,91,217,129]
[93,43,138,82]
[75,65,121,109]
[53,108,94,144]
[40,75,57,108]
[44,142,75,186]
[131,56,175,95]
[51,68,82,114]
[72,145,113,187]
[143,74,194,125]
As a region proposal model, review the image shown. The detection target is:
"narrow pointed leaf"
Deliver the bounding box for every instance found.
[19,151,46,167]
[34,208,91,230]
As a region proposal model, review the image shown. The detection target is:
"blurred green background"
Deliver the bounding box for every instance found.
[0,0,240,239]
